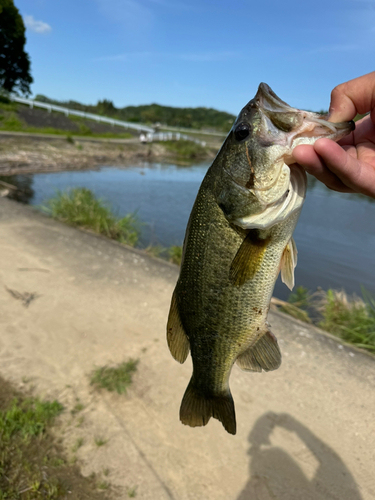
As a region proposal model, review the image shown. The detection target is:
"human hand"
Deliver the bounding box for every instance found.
[293,72,375,198]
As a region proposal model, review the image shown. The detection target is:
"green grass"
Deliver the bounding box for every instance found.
[90,359,139,394]
[279,285,312,323]
[72,437,84,453]
[277,286,375,353]
[145,244,166,259]
[94,436,108,447]
[43,188,185,266]
[163,140,208,159]
[318,288,375,352]
[44,188,140,246]
[0,100,18,112]
[0,107,133,139]
[0,397,63,440]
[97,480,110,490]
[0,112,24,130]
[168,245,183,265]
[71,401,84,415]
[0,391,80,499]
[127,486,138,497]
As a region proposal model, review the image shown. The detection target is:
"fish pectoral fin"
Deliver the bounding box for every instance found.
[280,237,297,291]
[236,330,281,372]
[230,230,270,287]
[166,291,190,363]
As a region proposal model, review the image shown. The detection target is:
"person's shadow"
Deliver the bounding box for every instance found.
[237,412,362,500]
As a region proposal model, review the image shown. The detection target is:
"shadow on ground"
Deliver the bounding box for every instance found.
[237,412,362,500]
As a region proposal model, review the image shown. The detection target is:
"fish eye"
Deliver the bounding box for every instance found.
[234,122,251,142]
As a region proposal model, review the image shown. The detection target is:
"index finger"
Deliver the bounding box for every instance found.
[329,71,375,122]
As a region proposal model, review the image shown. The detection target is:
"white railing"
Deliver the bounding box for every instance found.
[140,131,205,146]
[9,96,207,145]
[10,96,155,133]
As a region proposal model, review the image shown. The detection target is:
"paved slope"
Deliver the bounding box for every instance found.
[0,197,374,499]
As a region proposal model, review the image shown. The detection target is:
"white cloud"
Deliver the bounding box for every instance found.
[24,15,52,34]
[95,0,153,31]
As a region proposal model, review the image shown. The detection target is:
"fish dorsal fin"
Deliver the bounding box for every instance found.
[236,330,281,372]
[280,237,297,291]
[230,230,270,287]
[167,291,190,363]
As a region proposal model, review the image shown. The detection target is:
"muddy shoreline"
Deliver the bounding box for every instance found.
[0,133,218,175]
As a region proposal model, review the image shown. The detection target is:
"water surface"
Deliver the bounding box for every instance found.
[27,162,375,301]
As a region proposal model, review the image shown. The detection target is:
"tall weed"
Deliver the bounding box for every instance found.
[45,188,140,246]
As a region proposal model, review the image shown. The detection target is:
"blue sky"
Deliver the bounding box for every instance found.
[15,0,375,115]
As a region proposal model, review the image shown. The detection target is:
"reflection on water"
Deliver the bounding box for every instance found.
[0,175,34,204]
[10,161,375,300]
[237,413,362,500]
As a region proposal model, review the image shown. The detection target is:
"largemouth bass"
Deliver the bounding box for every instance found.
[167,83,354,435]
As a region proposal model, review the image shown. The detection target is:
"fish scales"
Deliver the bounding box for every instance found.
[167,83,355,435]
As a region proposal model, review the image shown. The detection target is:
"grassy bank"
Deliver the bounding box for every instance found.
[44,188,140,246]
[0,377,107,499]
[0,100,134,140]
[0,111,133,140]
[43,188,183,264]
[275,286,375,353]
[162,140,208,160]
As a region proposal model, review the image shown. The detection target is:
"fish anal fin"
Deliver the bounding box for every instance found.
[236,330,281,372]
[180,378,236,435]
[280,237,297,291]
[230,230,270,287]
[166,291,190,364]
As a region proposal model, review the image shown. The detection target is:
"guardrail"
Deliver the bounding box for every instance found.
[9,96,155,134]
[140,131,206,146]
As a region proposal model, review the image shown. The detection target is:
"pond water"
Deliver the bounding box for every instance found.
[15,161,375,301]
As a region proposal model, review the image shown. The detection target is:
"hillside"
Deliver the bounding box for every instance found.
[35,95,236,132]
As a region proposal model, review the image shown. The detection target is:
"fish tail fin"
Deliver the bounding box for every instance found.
[179,378,236,435]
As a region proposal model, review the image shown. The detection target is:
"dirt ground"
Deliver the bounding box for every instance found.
[0,133,178,175]
[0,197,374,499]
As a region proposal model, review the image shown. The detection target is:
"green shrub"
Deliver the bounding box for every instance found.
[45,188,140,246]
[163,140,207,159]
[319,289,375,352]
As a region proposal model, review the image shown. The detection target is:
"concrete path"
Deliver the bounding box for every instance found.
[0,197,374,499]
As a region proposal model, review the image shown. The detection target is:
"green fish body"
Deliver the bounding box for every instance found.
[167,83,355,435]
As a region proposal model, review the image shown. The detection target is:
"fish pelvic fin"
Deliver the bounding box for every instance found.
[230,230,271,287]
[166,291,190,363]
[180,378,236,435]
[280,237,297,291]
[236,330,281,372]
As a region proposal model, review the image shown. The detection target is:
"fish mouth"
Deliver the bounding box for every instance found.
[246,83,354,205]
[232,84,354,230]
[255,82,355,152]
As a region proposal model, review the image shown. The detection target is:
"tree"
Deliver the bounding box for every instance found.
[0,0,32,95]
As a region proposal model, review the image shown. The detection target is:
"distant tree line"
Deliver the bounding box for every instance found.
[34,95,236,132]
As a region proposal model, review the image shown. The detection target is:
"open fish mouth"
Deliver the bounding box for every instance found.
[255,82,355,153]
[233,83,355,229]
